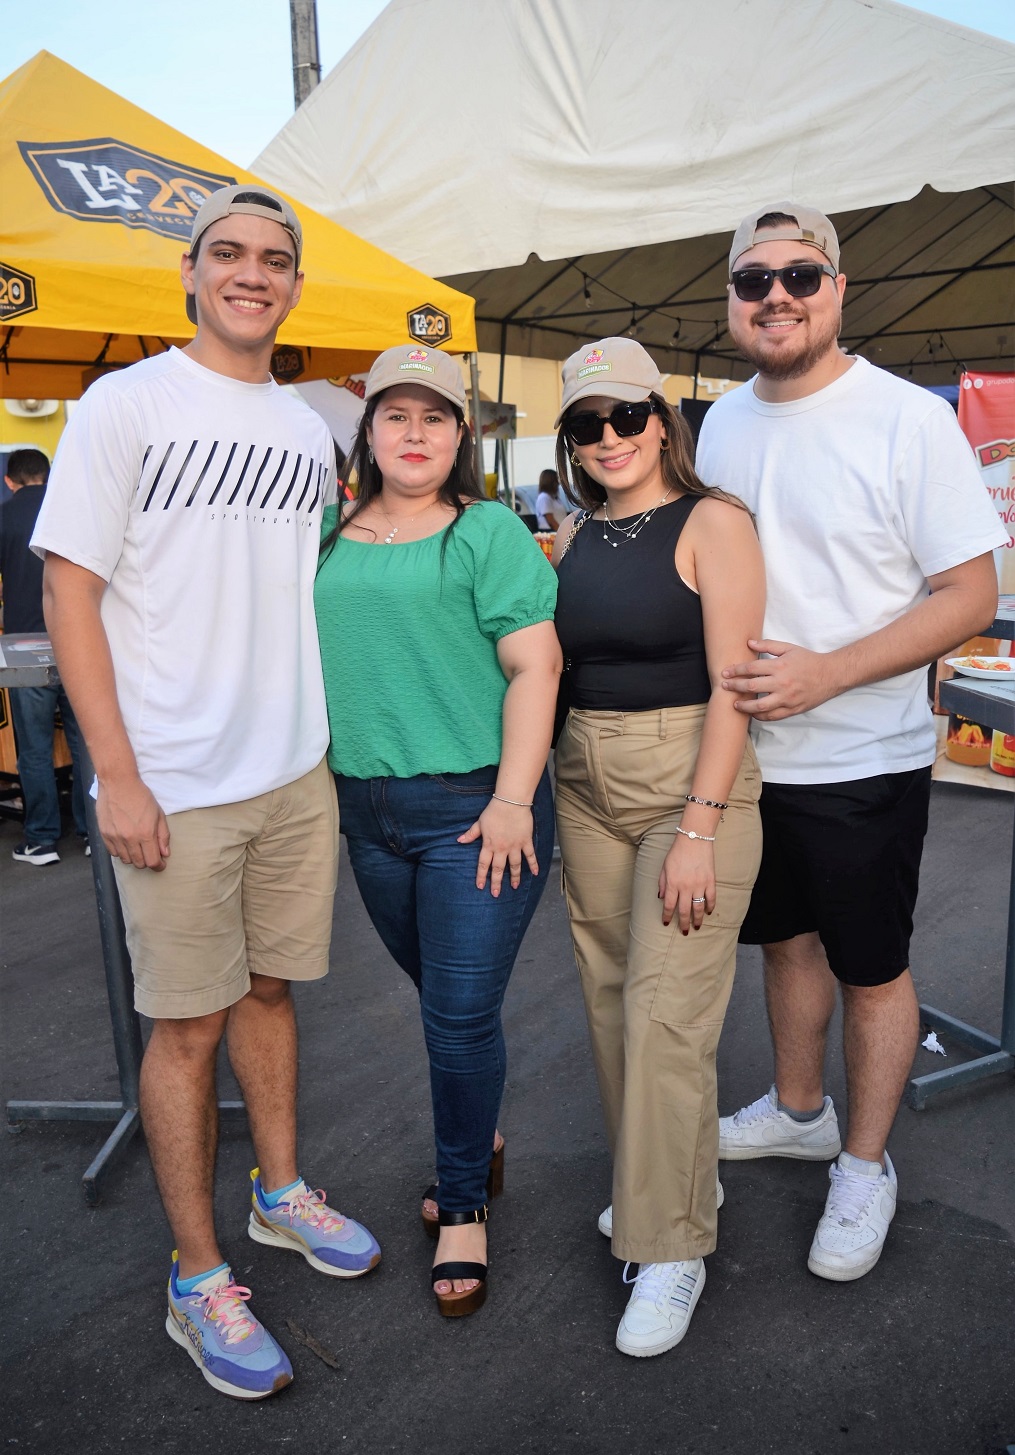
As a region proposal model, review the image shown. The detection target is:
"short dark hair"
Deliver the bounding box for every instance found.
[753,210,799,231]
[5,448,50,484]
[538,468,559,491]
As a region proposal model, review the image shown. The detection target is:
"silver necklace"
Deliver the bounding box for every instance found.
[601,490,671,547]
[379,498,437,544]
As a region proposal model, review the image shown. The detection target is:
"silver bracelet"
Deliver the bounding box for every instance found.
[491,793,534,808]
[674,825,716,843]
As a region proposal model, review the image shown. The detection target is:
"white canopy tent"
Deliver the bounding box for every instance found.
[254,0,1014,385]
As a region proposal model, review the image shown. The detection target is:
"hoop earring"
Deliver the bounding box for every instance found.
[367,446,374,464]
[660,439,668,450]
[570,450,580,467]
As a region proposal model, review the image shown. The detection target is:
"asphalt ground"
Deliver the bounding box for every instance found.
[1,780,1013,1455]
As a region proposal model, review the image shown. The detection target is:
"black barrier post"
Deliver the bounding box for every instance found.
[4,647,245,1204]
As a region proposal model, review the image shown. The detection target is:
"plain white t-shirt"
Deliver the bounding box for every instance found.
[696,356,1007,784]
[32,348,337,815]
[535,490,567,530]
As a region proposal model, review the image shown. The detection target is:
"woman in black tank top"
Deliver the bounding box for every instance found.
[551,338,765,1359]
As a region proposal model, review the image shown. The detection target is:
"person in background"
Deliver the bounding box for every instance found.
[33,185,379,1402]
[0,447,88,865]
[697,202,1004,1282]
[315,344,560,1319]
[535,467,568,530]
[552,337,765,1358]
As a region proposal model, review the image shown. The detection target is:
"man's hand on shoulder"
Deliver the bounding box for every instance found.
[721,638,843,720]
[97,774,171,870]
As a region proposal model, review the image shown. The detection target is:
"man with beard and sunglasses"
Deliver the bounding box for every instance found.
[695,203,1005,1283]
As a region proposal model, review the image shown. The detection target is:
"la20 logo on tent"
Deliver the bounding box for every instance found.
[18,137,236,242]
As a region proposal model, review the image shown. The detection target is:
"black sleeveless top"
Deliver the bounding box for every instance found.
[555,496,712,711]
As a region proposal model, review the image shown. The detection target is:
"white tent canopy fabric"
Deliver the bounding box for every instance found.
[255,0,1015,382]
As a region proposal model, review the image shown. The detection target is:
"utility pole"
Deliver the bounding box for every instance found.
[290,0,322,108]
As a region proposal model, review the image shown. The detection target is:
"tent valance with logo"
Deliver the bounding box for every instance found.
[0,51,475,399]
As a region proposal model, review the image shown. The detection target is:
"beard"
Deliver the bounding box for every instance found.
[729,302,843,381]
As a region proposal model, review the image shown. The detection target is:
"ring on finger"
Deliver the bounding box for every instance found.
[691,896,706,904]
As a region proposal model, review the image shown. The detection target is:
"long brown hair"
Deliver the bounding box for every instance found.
[555,394,751,516]
[319,392,485,566]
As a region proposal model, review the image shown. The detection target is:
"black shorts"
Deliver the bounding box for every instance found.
[738,768,932,987]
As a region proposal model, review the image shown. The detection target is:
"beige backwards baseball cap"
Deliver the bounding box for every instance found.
[729,202,840,275]
[364,344,467,410]
[554,338,663,428]
[185,184,303,323]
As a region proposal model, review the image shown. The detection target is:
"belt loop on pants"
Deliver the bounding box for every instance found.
[659,709,667,740]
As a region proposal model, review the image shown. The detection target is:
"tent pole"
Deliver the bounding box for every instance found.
[469,352,485,493]
[497,324,513,510]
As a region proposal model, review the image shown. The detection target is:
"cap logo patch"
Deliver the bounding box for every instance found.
[407,348,429,362]
[577,362,612,379]
[399,362,435,374]
[18,137,235,241]
[584,348,604,364]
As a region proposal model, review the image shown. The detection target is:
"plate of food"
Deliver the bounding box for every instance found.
[945,655,1015,681]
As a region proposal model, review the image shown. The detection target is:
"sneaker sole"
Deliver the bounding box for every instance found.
[12,853,60,866]
[615,1265,706,1358]
[806,1244,887,1281]
[719,1136,841,1162]
[248,1210,381,1278]
[165,1312,291,1400]
[599,1182,724,1239]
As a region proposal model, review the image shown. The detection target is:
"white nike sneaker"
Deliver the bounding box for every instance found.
[599,1177,723,1238]
[615,1258,706,1357]
[718,1085,841,1161]
[807,1150,898,1282]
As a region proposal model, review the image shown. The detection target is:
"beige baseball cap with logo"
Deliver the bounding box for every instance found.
[554,338,664,428]
[185,184,303,323]
[729,202,840,274]
[364,344,467,409]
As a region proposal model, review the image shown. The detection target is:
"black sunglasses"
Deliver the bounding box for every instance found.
[731,263,837,302]
[564,400,658,447]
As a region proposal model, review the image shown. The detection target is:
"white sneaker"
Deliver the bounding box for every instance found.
[807,1150,897,1282]
[599,1177,723,1238]
[718,1085,841,1161]
[615,1258,706,1357]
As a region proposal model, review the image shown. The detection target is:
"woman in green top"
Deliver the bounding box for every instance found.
[314,345,561,1319]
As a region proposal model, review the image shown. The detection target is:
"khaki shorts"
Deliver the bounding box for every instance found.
[113,758,339,1020]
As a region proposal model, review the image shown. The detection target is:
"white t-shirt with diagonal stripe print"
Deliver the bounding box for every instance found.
[33,347,337,815]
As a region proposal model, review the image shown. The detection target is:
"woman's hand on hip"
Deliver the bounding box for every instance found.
[659,837,715,933]
[458,800,538,896]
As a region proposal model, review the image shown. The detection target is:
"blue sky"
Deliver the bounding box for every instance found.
[3,0,1013,169]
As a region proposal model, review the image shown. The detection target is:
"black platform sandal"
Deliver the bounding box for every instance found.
[421,1136,505,1238]
[431,1205,489,1318]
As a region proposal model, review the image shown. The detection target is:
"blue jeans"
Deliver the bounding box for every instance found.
[9,685,88,844]
[335,765,554,1211]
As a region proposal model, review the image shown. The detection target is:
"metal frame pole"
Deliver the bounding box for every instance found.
[469,352,485,491]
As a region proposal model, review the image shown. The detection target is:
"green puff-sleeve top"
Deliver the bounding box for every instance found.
[314,500,558,779]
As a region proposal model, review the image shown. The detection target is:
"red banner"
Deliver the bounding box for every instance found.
[959,370,1015,590]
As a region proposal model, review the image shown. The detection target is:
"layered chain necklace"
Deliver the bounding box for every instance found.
[379,498,438,544]
[601,489,672,547]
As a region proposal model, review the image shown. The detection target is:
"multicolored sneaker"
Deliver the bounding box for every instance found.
[248,1168,381,1278]
[165,1256,292,1400]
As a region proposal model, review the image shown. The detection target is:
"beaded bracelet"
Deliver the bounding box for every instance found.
[492,793,534,808]
[686,793,727,820]
[674,825,716,843]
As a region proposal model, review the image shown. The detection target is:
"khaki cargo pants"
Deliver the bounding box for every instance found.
[555,705,762,1264]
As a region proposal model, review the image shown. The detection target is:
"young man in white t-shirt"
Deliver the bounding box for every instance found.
[33,186,380,1400]
[696,202,1004,1283]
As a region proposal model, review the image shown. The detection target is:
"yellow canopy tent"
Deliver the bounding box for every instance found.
[0,52,476,399]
